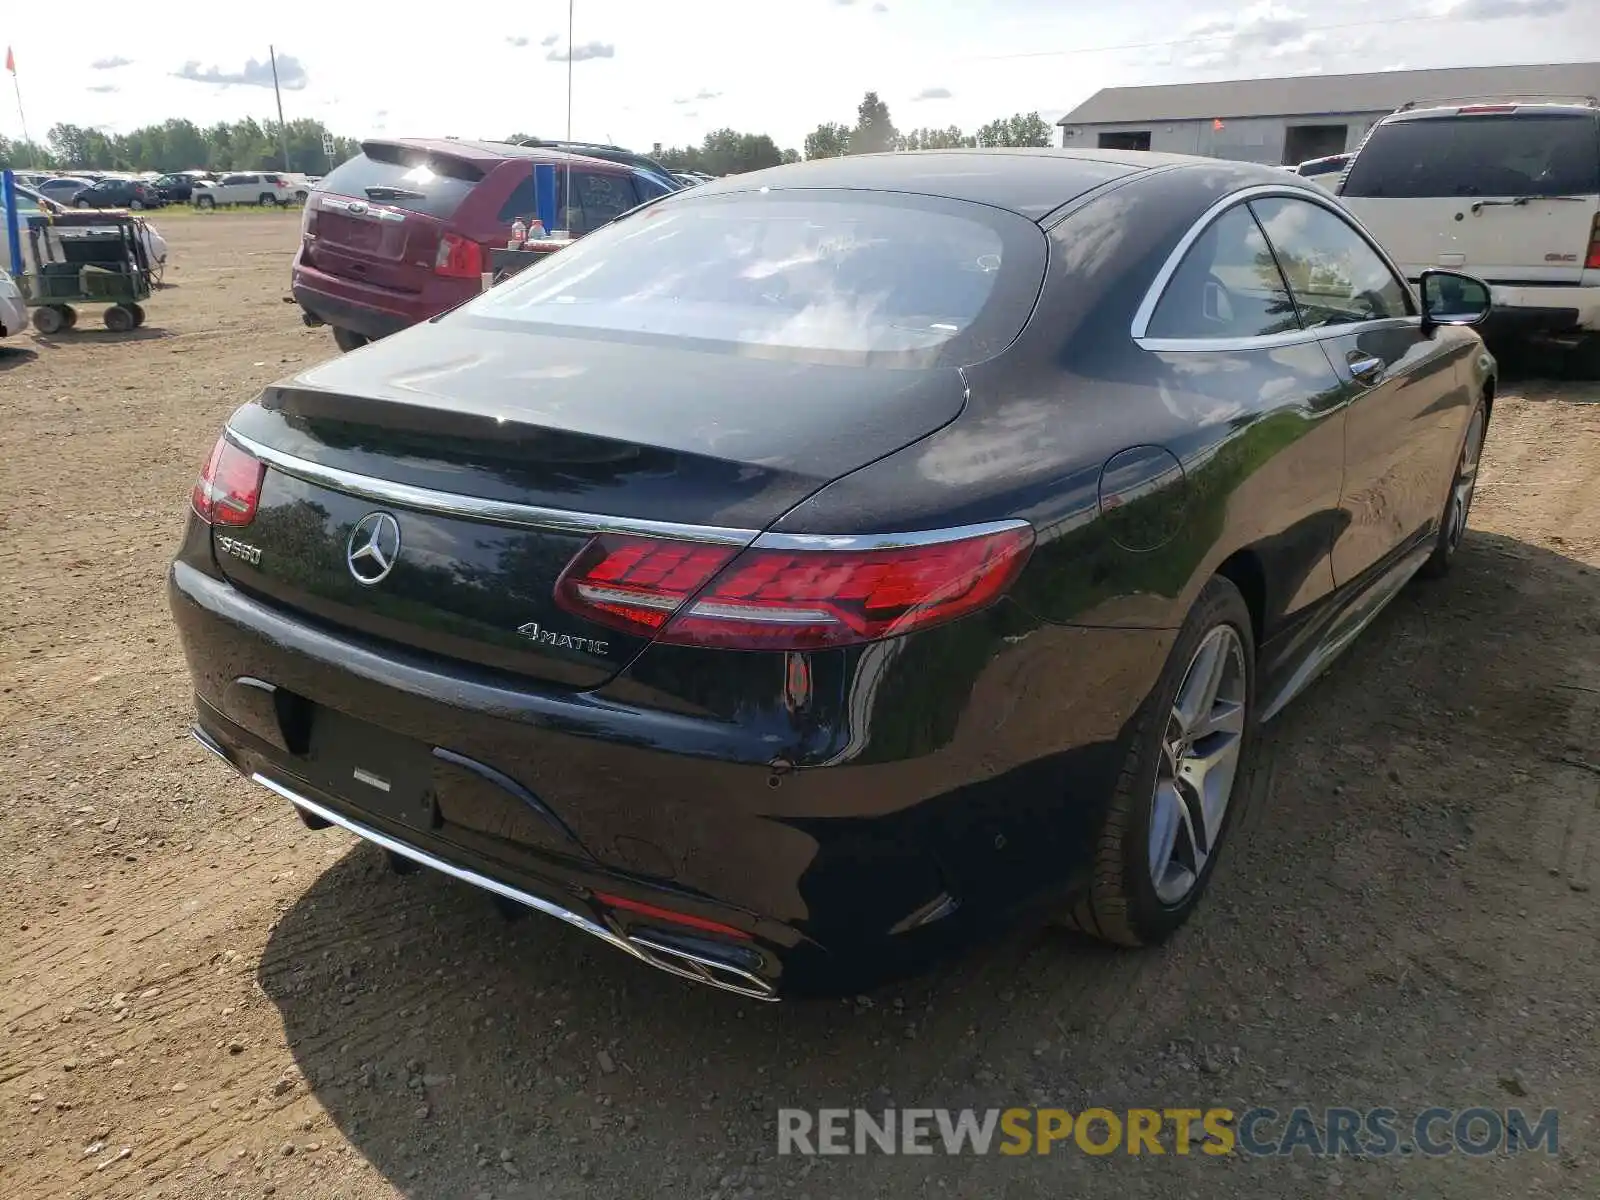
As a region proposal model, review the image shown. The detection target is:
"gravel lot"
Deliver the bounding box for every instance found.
[2,212,1598,1200]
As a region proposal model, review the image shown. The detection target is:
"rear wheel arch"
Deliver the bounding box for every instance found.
[1214,548,1267,651]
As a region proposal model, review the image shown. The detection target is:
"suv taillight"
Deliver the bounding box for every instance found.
[192,435,265,526]
[1587,214,1600,271]
[435,232,485,279]
[554,526,1035,650]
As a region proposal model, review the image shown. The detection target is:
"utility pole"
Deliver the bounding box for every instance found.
[269,45,292,173]
[564,0,574,231]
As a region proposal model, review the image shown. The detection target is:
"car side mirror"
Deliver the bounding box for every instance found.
[1419,269,1491,332]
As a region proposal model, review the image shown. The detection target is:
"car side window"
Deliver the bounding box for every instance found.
[238,175,259,185]
[1250,196,1411,327]
[569,171,638,235]
[1145,204,1301,340]
[497,172,538,224]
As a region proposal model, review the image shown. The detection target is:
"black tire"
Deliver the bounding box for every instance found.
[1058,575,1257,947]
[195,195,215,210]
[331,327,369,353]
[31,306,65,335]
[259,193,279,208]
[1570,336,1600,382]
[74,199,90,209]
[130,199,145,211]
[62,306,78,329]
[294,190,308,204]
[103,305,135,333]
[128,303,147,329]
[1418,398,1487,580]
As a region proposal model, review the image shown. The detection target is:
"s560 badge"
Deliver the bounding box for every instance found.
[216,536,262,565]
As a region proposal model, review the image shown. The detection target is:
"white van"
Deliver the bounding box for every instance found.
[1339,99,1600,369]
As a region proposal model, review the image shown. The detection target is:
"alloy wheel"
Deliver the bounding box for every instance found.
[1148,625,1248,905]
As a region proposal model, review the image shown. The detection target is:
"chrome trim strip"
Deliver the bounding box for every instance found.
[751,518,1032,553]
[1128,183,1418,345]
[1136,316,1420,356]
[1258,539,1432,724]
[318,196,406,223]
[224,429,759,547]
[249,772,778,1001]
[190,725,234,765]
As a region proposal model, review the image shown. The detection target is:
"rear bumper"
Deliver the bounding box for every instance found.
[1482,284,1600,338]
[168,544,1169,998]
[190,721,779,999]
[292,254,473,340]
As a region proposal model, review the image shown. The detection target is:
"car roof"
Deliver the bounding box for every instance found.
[686,148,1300,221]
[1385,99,1600,122]
[367,138,630,172]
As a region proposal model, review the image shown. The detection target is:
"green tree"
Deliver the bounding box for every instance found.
[849,91,898,155]
[0,135,55,168]
[900,125,975,151]
[974,112,1054,148]
[700,128,783,175]
[803,121,850,159]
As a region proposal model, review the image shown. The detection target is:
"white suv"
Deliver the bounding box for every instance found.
[191,173,297,208]
[1339,98,1600,371]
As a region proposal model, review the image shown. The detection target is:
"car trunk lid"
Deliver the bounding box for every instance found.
[212,319,969,691]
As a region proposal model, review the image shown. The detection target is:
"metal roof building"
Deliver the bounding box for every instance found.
[1056,62,1600,167]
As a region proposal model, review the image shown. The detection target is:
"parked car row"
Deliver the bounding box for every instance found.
[11,169,321,210]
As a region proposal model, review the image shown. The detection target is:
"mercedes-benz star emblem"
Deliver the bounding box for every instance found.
[346,512,402,585]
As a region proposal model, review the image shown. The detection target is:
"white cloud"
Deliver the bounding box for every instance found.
[1446,0,1566,15]
[174,53,309,91]
[912,86,953,101]
[546,41,616,62]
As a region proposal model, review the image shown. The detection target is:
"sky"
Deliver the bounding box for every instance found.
[2,0,1596,155]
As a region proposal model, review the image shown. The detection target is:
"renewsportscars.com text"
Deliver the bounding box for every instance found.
[776,1106,1559,1157]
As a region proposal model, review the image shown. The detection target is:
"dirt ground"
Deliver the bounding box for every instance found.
[2,212,1598,1200]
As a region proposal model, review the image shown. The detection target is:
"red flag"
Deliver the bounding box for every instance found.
[4,47,14,74]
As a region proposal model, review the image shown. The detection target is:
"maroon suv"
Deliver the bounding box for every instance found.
[292,139,677,352]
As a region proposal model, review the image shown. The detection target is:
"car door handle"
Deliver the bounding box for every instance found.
[1346,353,1385,385]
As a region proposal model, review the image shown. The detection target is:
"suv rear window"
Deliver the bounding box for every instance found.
[467,191,1045,365]
[318,146,483,219]
[1343,112,1600,198]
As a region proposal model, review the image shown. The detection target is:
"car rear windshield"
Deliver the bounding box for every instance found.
[1342,112,1600,198]
[316,145,484,219]
[465,190,1045,366]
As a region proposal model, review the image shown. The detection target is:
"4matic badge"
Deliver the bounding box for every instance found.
[517,621,608,657]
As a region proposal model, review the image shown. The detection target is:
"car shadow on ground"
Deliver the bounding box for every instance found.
[0,345,38,371]
[257,527,1598,1200]
[31,326,173,345]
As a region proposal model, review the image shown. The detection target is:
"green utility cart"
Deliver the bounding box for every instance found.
[18,210,154,334]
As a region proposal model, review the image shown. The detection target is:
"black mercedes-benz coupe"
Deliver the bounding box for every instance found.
[171,149,1495,1000]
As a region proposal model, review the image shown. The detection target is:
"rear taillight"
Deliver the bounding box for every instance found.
[191,435,265,526]
[1586,214,1600,271]
[435,232,485,279]
[555,525,1034,650]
